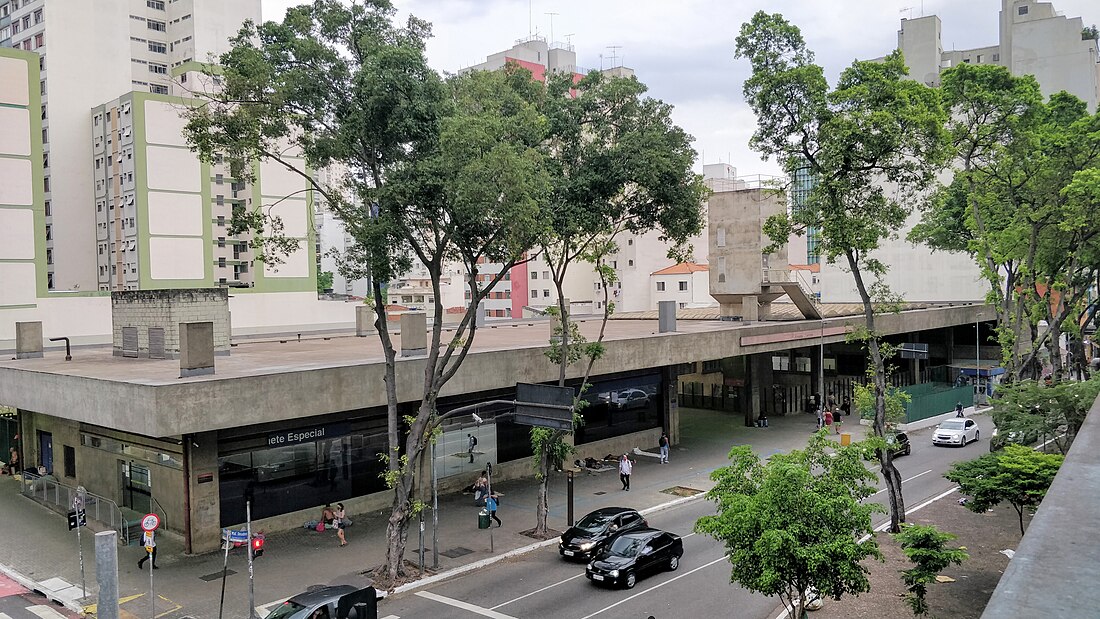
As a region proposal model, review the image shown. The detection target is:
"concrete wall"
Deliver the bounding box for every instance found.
[111,288,230,356]
[707,186,787,305]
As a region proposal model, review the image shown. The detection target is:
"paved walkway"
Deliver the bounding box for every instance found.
[0,407,871,619]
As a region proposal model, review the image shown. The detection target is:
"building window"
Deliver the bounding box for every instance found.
[678,281,688,291]
[63,445,76,478]
[656,281,665,291]
[679,302,687,309]
[628,239,633,246]
[149,84,168,94]
[531,289,538,298]
[149,63,167,75]
[531,271,537,280]
[717,227,726,247]
[33,8,42,23]
[218,238,226,248]
[1018,5,1028,15]
[702,359,721,374]
[147,0,165,9]
[542,271,549,279]
[993,53,1000,62]
[147,19,166,31]
[543,289,550,297]
[34,32,42,48]
[22,39,31,51]
[44,200,51,216]
[43,176,49,192]
[628,259,634,267]
[11,21,19,34]
[148,41,166,53]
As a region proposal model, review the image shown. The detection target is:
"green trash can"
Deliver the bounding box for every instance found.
[478,510,490,530]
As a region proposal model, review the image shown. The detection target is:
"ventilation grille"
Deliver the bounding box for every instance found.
[121,327,139,358]
[148,327,165,359]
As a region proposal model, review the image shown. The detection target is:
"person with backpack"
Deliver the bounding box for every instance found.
[485,493,502,527]
[467,433,477,463]
[658,433,670,464]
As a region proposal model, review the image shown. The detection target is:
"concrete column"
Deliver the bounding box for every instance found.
[400,312,427,357]
[475,302,487,329]
[355,306,376,337]
[748,354,774,427]
[662,366,680,444]
[15,322,43,359]
[719,302,740,321]
[94,530,119,619]
[741,296,759,323]
[179,322,215,377]
[658,300,677,333]
[185,431,221,554]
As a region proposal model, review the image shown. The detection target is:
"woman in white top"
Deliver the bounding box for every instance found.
[334,503,347,547]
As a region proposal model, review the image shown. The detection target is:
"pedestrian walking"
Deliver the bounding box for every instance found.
[815,406,824,429]
[5,447,18,476]
[834,411,842,434]
[826,391,837,415]
[486,493,502,527]
[824,408,833,430]
[137,530,158,570]
[334,503,347,547]
[841,397,851,417]
[467,433,477,464]
[619,453,635,491]
[658,433,670,464]
[955,401,965,418]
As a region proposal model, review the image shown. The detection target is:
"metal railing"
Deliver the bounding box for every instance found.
[762,269,821,305]
[19,473,131,545]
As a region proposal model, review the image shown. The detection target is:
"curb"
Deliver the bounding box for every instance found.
[388,491,709,597]
[0,562,86,616]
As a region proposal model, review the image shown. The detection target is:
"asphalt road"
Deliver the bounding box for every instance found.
[377,419,992,619]
[0,574,76,619]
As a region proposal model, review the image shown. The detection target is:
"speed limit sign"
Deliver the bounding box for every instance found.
[141,513,160,532]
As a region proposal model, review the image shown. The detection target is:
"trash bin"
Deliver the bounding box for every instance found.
[840,433,851,446]
[478,510,490,530]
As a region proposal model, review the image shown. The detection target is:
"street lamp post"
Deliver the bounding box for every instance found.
[820,319,825,411]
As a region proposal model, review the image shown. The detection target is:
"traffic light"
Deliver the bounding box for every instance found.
[251,536,264,558]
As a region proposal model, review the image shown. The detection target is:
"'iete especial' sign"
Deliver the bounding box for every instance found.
[268,422,349,447]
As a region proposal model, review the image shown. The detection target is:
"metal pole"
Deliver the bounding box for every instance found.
[976,320,980,405]
[218,533,230,619]
[149,537,154,619]
[247,500,256,619]
[418,510,425,573]
[76,485,87,598]
[431,440,439,569]
[94,530,119,619]
[486,462,494,553]
[820,320,825,409]
[567,470,574,526]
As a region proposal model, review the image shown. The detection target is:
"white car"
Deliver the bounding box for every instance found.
[932,418,980,447]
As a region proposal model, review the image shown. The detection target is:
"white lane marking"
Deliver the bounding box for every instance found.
[380,615,400,619]
[870,469,933,496]
[416,591,519,619]
[26,607,67,619]
[491,574,585,609]
[578,555,729,619]
[0,612,13,619]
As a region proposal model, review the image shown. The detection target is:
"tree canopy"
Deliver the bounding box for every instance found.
[945,444,1064,535]
[892,524,969,617]
[696,433,882,619]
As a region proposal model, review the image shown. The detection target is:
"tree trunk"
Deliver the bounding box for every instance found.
[382,401,433,584]
[1015,504,1025,536]
[846,251,906,533]
[372,279,401,476]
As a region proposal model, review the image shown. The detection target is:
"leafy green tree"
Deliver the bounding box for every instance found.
[527,70,707,536]
[991,377,1100,454]
[945,444,1064,535]
[183,1,550,584]
[316,270,334,294]
[892,524,969,617]
[914,64,1100,381]
[735,11,948,533]
[696,433,883,619]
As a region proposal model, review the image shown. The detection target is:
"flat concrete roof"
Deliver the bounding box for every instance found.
[0,303,990,438]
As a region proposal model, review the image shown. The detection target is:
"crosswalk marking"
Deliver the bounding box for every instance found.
[415,592,517,619]
[0,612,13,619]
[26,606,68,619]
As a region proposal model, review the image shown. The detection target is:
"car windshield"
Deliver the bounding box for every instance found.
[939,420,965,430]
[608,536,646,557]
[264,601,308,619]
[575,513,612,533]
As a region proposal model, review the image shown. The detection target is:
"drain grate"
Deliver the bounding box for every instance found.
[660,486,704,497]
[593,491,607,496]
[199,569,236,581]
[440,546,474,559]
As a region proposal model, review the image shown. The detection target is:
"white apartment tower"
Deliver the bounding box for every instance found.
[0,0,261,291]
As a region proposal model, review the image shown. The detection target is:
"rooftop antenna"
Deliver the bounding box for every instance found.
[546,12,559,44]
[606,45,622,68]
[900,6,914,20]
[599,52,604,70]
[528,0,533,37]
[564,33,575,47]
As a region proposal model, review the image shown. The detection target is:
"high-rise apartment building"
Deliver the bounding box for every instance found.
[0,0,261,291]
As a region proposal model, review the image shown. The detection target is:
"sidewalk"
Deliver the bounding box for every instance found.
[0,408,869,619]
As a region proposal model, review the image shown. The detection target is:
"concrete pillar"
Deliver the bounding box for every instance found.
[658,300,677,333]
[94,530,119,619]
[476,302,487,328]
[400,312,427,357]
[355,306,376,337]
[662,366,680,444]
[810,346,822,406]
[179,322,215,377]
[15,321,43,359]
[185,431,221,554]
[741,296,759,323]
[719,302,740,321]
[748,354,774,427]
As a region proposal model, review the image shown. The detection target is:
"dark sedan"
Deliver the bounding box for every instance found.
[586,528,684,589]
[559,507,647,561]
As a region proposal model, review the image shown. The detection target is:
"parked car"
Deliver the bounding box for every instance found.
[866,431,911,460]
[932,418,980,447]
[559,507,648,561]
[586,528,684,589]
[601,388,651,410]
[263,585,378,619]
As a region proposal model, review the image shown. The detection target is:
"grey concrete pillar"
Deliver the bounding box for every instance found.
[15,321,43,359]
[719,302,740,321]
[400,312,427,357]
[741,296,759,323]
[475,302,487,328]
[94,530,119,619]
[658,300,677,333]
[179,322,215,377]
[355,305,376,337]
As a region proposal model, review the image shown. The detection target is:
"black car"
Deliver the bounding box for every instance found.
[863,431,910,460]
[586,528,684,589]
[559,507,648,561]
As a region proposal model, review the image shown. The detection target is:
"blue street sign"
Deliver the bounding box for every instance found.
[222,528,249,543]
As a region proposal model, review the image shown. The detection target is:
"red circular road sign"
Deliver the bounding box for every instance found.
[141,513,160,532]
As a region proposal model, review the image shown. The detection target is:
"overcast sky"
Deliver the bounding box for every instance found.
[260,0,1098,177]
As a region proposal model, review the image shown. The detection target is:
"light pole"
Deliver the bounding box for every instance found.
[975,318,981,405]
[819,319,825,411]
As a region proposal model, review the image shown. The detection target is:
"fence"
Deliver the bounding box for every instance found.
[19,472,133,545]
[902,383,974,423]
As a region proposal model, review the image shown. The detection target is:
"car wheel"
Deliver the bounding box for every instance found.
[668,555,680,571]
[905,444,911,456]
[975,430,979,443]
[624,572,636,589]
